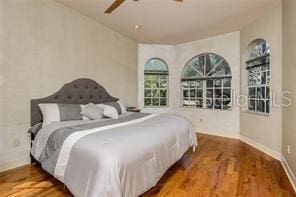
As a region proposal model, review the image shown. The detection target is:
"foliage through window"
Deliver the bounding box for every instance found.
[246,39,270,114]
[144,58,168,107]
[181,53,232,110]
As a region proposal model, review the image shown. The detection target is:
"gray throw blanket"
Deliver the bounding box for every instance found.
[37,113,149,174]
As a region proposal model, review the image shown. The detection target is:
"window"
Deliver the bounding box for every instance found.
[246,39,270,114]
[144,58,168,107]
[181,53,232,110]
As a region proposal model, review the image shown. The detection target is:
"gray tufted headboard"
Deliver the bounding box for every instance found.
[30,78,118,126]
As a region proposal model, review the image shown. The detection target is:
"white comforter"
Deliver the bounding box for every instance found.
[32,113,197,197]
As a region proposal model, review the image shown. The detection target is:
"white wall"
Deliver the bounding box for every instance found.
[282,0,296,177]
[139,32,240,138]
[0,0,138,172]
[240,4,282,154]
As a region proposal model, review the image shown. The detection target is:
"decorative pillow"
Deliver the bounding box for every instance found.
[98,104,119,119]
[81,103,104,120]
[104,101,122,114]
[80,105,91,120]
[117,100,127,114]
[103,101,127,115]
[38,103,82,127]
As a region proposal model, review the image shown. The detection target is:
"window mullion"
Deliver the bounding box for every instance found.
[195,82,197,108]
[207,59,224,77]
[204,54,207,76]
[158,75,160,106]
[255,68,258,112]
[222,79,224,109]
[264,86,267,113]
[212,80,214,110]
[203,80,206,109]
[204,55,207,109]
[190,65,203,77]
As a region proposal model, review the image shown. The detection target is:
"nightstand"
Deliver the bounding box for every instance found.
[127,107,141,112]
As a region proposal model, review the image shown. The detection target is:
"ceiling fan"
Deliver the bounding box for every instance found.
[105,0,183,14]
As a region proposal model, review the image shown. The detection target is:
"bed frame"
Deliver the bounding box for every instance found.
[30,78,118,162]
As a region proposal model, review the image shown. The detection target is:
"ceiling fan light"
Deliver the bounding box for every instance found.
[133,25,141,30]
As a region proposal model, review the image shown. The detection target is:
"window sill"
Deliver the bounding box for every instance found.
[242,110,270,117]
[180,106,232,112]
[144,106,169,109]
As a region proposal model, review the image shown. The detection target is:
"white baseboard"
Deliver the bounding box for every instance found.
[198,132,281,160]
[281,156,296,192]
[197,131,282,160]
[205,133,295,192]
[0,156,30,173]
[197,130,240,139]
[239,135,282,160]
[199,132,295,192]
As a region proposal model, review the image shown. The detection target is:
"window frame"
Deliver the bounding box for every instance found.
[246,39,270,115]
[144,58,169,108]
[180,53,232,110]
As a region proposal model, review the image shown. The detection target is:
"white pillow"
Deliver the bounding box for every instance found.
[39,103,83,127]
[97,104,119,119]
[38,104,60,127]
[80,105,90,120]
[117,100,127,114]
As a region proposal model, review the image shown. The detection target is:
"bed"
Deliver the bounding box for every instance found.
[30,78,197,197]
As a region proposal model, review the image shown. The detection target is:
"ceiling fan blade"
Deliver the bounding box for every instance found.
[104,0,125,14]
[174,0,183,2]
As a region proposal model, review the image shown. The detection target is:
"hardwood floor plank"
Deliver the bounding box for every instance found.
[0,134,294,196]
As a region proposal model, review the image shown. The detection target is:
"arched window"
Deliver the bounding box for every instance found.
[144,58,168,107]
[246,39,270,114]
[181,53,232,110]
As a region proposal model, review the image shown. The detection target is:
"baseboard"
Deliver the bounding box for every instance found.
[197,132,282,160]
[281,156,296,192]
[199,132,295,192]
[0,156,30,173]
[197,130,240,139]
[239,135,282,160]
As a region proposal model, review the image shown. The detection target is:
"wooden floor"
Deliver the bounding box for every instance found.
[0,134,295,197]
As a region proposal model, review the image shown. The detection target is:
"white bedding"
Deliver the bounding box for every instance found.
[32,113,197,197]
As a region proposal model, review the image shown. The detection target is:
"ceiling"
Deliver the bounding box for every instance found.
[56,0,280,45]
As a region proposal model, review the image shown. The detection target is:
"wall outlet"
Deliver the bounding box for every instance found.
[287,145,291,155]
[13,139,20,148]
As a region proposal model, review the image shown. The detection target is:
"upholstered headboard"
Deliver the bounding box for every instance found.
[30,78,118,126]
